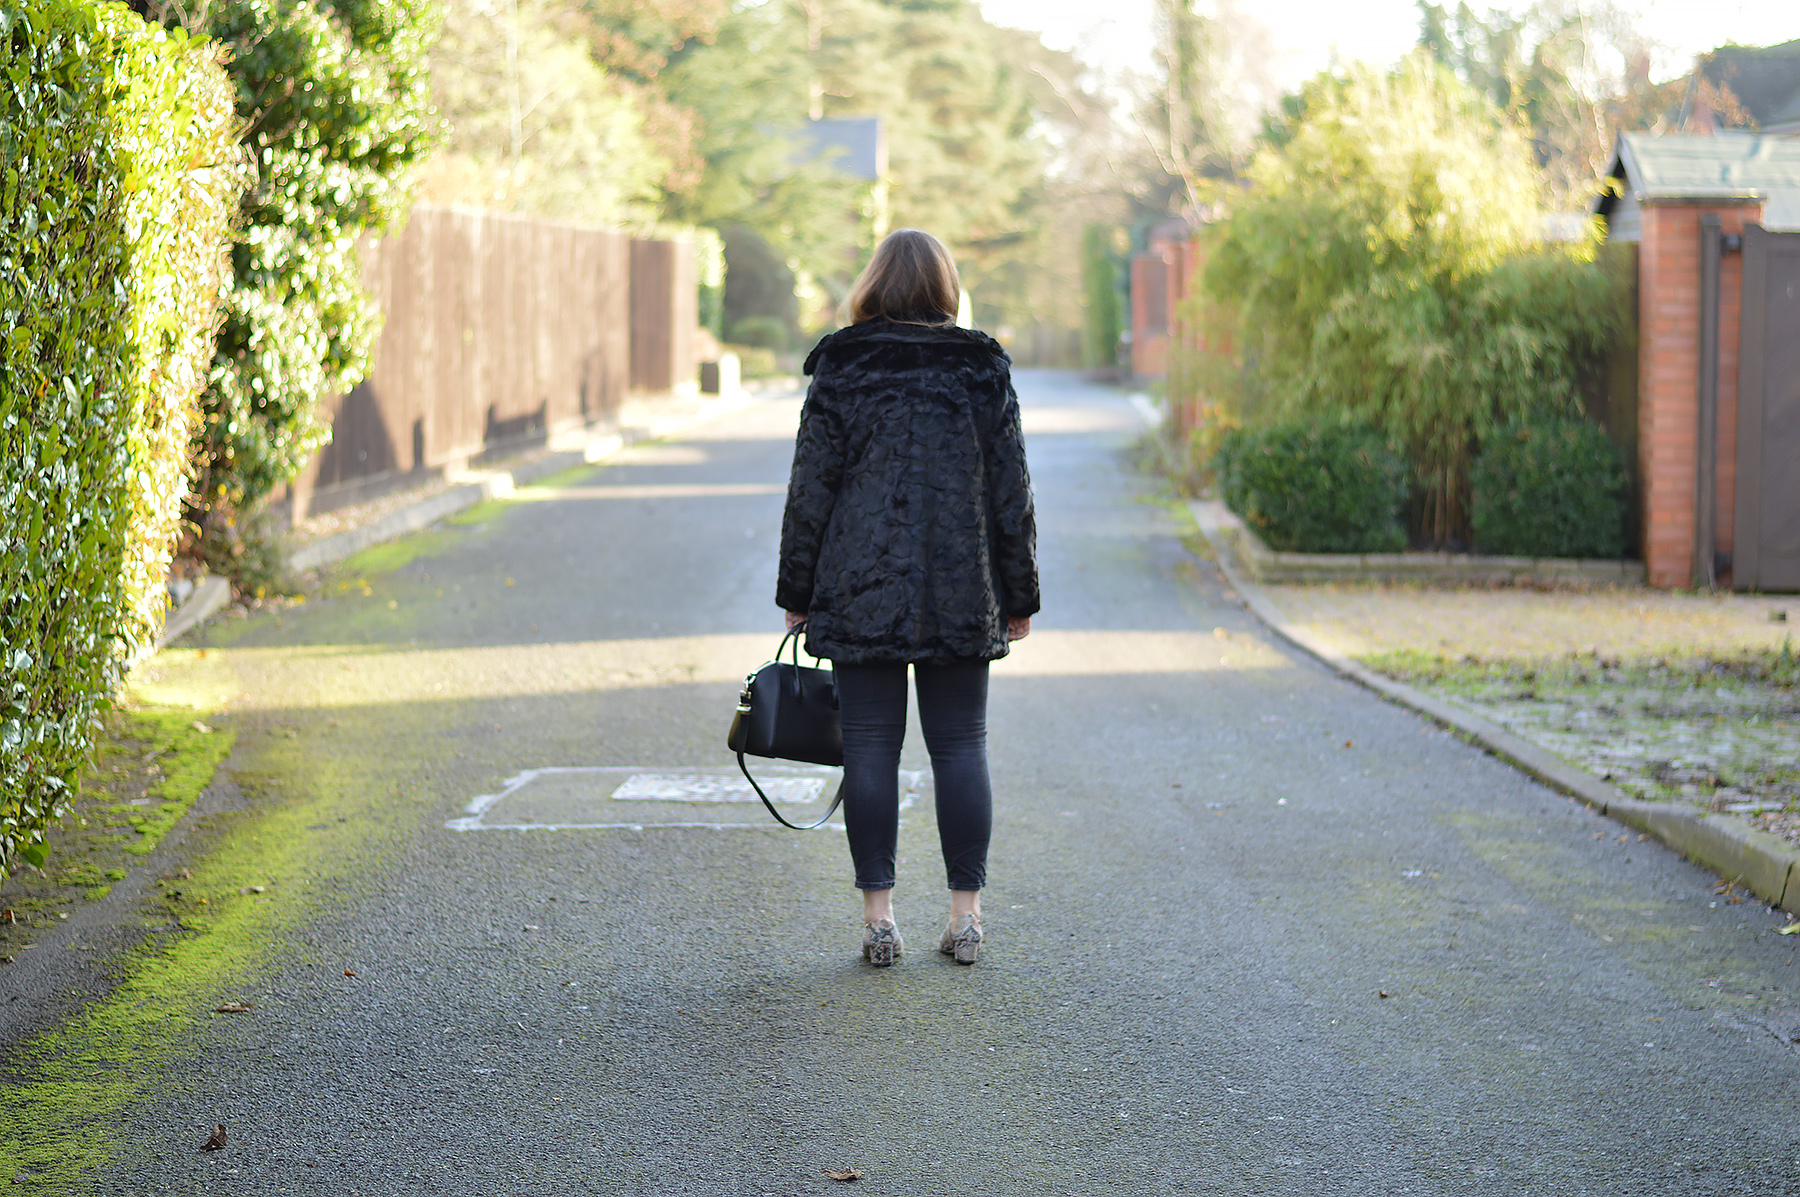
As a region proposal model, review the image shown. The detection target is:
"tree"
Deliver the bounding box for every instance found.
[1205,53,1624,545]
[1414,1,1711,206]
[421,0,676,228]
[1136,0,1276,221]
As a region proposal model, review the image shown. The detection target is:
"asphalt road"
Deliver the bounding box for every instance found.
[108,371,1799,1195]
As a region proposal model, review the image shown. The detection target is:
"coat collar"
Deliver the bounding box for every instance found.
[803,318,1007,375]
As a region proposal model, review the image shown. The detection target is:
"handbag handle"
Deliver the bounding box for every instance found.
[776,620,835,703]
[736,751,845,830]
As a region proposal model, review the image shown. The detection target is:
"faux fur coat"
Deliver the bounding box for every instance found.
[776,317,1039,664]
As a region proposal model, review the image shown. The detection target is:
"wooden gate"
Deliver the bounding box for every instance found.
[1734,225,1800,591]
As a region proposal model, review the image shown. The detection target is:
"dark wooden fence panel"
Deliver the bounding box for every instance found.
[1733,224,1800,591]
[629,238,697,394]
[292,206,654,521]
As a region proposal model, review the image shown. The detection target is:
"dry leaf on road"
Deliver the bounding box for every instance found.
[214,1002,253,1014]
[823,1168,862,1182]
[200,1125,228,1152]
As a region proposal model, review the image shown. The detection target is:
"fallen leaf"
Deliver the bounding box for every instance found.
[1342,740,1353,749]
[523,924,539,931]
[239,886,266,895]
[191,721,212,734]
[823,1168,863,1182]
[178,869,192,879]
[214,1002,253,1014]
[1779,924,1800,935]
[344,969,357,977]
[200,1125,228,1152]
[1378,989,1390,999]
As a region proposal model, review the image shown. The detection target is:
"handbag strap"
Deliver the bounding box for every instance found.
[737,752,845,831]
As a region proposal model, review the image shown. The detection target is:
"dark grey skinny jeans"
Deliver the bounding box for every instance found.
[834,660,992,892]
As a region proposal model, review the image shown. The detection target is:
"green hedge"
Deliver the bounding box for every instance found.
[1218,419,1408,553]
[0,2,243,880]
[190,0,437,573]
[1471,417,1628,559]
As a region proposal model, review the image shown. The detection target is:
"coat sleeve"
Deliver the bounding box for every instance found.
[983,366,1040,619]
[776,363,847,612]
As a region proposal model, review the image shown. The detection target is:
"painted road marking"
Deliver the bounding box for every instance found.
[610,772,828,803]
[448,765,923,832]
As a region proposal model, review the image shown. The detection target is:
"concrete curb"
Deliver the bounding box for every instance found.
[154,575,231,650]
[284,389,772,575]
[1189,498,1800,915]
[1216,506,1646,587]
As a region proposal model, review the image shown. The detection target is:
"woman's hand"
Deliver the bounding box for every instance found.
[785,610,808,631]
[1007,616,1031,641]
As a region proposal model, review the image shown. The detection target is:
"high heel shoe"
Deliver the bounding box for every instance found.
[938,913,982,965]
[862,917,902,966]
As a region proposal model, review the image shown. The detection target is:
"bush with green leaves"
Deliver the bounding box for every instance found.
[1082,223,1121,370]
[1203,53,1628,546]
[1218,420,1408,554]
[1,1,243,880]
[185,0,437,573]
[1471,417,1628,559]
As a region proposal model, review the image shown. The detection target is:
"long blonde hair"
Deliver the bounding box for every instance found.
[845,229,960,324]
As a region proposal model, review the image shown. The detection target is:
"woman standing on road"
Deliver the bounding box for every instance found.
[777,228,1038,968]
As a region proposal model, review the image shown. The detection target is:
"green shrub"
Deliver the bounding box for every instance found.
[1081,223,1121,370]
[723,344,781,379]
[1471,418,1628,558]
[1219,420,1408,553]
[186,0,438,573]
[0,1,243,880]
[728,315,790,352]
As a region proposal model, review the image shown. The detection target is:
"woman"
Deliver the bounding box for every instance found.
[777,228,1038,967]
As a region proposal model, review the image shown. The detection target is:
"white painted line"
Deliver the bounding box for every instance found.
[447,765,924,832]
[610,772,827,803]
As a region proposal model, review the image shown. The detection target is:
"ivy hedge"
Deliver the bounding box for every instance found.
[0,2,243,880]
[188,0,438,575]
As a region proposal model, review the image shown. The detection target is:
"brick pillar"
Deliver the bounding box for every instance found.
[1167,235,1204,434]
[1636,202,1759,587]
[1130,252,1169,378]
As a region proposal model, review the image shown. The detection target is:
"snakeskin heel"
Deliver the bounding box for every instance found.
[862,918,903,966]
[938,913,982,965]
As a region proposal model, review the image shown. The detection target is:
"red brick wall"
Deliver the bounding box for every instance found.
[1636,202,1758,587]
[1130,252,1169,378]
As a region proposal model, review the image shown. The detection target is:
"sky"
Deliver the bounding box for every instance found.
[976,0,1800,94]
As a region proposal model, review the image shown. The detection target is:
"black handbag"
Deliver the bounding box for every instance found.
[727,622,845,829]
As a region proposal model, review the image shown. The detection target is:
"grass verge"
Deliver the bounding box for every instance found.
[1368,642,1800,846]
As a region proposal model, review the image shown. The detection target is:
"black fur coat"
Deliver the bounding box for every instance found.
[776,317,1039,664]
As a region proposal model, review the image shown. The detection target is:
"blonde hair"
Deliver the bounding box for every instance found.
[845,229,961,324]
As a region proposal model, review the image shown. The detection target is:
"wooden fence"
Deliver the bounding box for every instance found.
[286,205,695,522]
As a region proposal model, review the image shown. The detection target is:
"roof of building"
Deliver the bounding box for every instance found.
[792,117,886,182]
[1699,40,1800,132]
[1596,132,1800,229]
